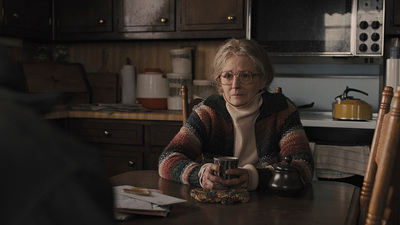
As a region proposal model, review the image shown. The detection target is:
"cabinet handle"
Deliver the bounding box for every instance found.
[12,12,19,18]
[227,15,236,21]
[104,130,111,137]
[99,19,105,24]
[160,18,168,23]
[128,160,135,167]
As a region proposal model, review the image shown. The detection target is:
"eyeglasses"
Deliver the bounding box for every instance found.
[218,71,259,85]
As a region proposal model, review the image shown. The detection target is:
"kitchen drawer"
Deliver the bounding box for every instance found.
[98,144,144,176]
[69,119,143,145]
[148,151,164,170]
[305,127,374,146]
[68,118,182,172]
[149,123,181,147]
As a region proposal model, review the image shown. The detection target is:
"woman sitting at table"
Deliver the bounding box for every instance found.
[158,38,314,191]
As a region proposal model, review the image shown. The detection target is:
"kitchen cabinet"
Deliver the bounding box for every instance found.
[0,0,53,40]
[386,0,400,35]
[117,0,175,33]
[180,0,244,31]
[304,127,374,146]
[1,0,246,41]
[115,0,246,39]
[54,0,113,41]
[68,118,181,176]
[56,0,246,41]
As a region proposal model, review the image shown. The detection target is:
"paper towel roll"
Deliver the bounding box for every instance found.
[386,59,400,88]
[121,65,136,104]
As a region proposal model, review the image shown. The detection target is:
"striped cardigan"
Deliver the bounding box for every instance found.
[158,91,314,189]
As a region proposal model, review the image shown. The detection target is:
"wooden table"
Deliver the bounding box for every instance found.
[111,170,360,225]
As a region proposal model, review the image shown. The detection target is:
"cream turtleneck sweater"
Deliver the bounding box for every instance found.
[198,91,263,191]
[225,91,263,191]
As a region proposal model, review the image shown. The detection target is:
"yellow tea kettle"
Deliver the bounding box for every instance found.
[333,86,372,121]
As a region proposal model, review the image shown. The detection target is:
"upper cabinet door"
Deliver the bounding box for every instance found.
[56,0,113,33]
[180,0,244,31]
[1,0,52,39]
[386,0,400,36]
[117,0,175,32]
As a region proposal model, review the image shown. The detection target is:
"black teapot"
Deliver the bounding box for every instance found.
[268,156,305,197]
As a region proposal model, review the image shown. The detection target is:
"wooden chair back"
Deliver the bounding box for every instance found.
[360,86,394,224]
[181,85,203,126]
[359,86,400,225]
[181,85,189,125]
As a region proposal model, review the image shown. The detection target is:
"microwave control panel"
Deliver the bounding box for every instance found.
[356,0,385,56]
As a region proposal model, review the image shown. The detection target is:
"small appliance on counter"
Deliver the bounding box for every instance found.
[136,68,169,110]
[333,86,372,121]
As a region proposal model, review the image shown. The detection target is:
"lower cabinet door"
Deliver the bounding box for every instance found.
[68,118,182,174]
[95,143,144,176]
[149,150,163,170]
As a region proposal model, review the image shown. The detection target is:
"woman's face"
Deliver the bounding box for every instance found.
[220,55,266,107]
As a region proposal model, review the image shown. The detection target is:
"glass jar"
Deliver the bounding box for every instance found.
[170,49,192,74]
[166,73,192,110]
[193,80,216,100]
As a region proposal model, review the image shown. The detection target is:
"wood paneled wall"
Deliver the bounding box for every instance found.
[65,40,223,80]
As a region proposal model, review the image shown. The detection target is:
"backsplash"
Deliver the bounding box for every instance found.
[65,40,223,80]
[4,38,383,112]
[63,42,383,112]
[270,63,382,112]
[271,76,380,112]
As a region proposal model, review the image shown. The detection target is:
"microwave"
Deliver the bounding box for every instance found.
[247,0,385,57]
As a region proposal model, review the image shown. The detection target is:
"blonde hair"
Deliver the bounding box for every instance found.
[210,38,274,92]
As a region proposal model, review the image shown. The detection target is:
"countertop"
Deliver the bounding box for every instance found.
[300,111,377,129]
[46,108,183,121]
[46,105,377,129]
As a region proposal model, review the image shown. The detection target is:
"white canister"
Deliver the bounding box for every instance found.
[120,64,136,104]
[136,68,169,109]
[166,73,192,110]
[170,49,192,74]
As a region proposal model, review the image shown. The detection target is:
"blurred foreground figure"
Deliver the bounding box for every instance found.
[0,47,115,225]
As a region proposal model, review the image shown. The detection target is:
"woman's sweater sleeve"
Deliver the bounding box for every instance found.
[255,98,314,189]
[158,114,204,187]
[278,103,314,184]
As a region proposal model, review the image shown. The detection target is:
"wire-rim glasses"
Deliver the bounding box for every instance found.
[218,71,260,85]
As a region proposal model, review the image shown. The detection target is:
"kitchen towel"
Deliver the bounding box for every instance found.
[386,58,400,88]
[313,144,370,179]
[121,65,136,104]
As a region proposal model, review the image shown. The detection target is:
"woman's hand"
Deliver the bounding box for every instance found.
[200,164,249,190]
[200,164,227,190]
[221,168,249,189]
